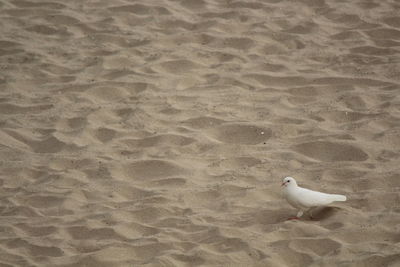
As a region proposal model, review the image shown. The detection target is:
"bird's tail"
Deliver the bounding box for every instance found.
[330,194,346,202]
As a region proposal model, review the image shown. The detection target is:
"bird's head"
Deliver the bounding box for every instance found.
[281,176,297,188]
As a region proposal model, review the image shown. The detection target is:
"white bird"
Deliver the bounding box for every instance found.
[281,176,346,219]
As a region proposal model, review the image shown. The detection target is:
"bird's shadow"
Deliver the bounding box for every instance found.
[306,206,340,221]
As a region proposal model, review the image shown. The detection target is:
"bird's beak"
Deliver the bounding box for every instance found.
[281,182,286,187]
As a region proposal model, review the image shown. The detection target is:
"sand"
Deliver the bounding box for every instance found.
[1,0,400,266]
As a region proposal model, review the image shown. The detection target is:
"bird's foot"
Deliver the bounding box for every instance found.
[286,216,300,220]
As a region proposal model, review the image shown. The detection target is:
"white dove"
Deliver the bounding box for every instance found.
[281,176,346,219]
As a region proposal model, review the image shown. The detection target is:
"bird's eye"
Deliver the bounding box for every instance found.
[287,180,290,182]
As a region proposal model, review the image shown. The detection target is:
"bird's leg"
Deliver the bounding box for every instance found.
[297,210,304,218]
[308,208,314,220]
[287,210,303,220]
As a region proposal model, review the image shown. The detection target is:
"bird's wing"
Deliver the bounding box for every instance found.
[294,187,338,207]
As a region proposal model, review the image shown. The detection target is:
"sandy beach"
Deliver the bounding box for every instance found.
[1,0,400,266]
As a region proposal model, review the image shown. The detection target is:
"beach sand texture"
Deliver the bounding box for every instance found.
[1,0,400,266]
